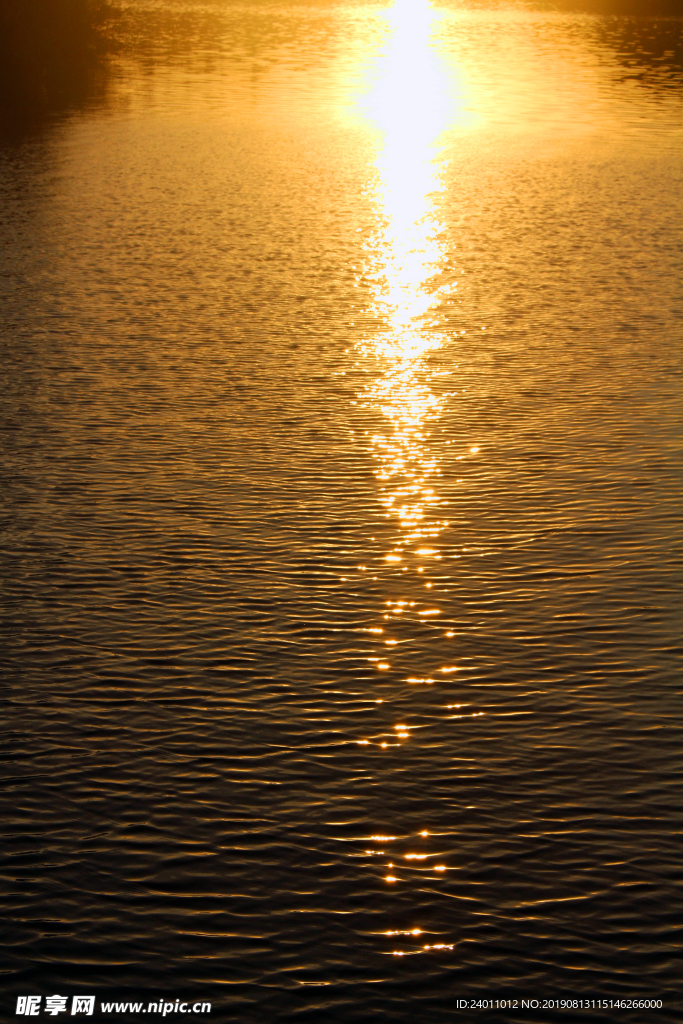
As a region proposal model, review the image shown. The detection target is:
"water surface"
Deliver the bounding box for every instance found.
[1,1,682,1020]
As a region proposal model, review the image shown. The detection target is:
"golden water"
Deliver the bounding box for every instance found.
[1,1,681,1018]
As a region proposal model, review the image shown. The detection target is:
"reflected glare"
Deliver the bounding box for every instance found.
[358,0,452,549]
[355,1,458,898]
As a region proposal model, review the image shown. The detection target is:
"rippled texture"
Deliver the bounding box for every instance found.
[1,1,682,1020]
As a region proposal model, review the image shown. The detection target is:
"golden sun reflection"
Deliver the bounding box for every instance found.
[353,5,467,897]
[357,0,452,550]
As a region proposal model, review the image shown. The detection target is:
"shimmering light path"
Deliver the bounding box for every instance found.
[360,0,451,577]
[346,0,490,955]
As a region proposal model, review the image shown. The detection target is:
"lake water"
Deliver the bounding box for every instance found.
[1,1,682,1020]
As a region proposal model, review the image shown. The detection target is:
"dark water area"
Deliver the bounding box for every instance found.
[0,1,115,137]
[1,1,682,1022]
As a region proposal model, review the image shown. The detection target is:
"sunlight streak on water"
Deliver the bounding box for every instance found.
[358,0,452,553]
[350,1,469,936]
